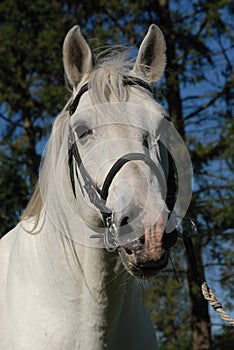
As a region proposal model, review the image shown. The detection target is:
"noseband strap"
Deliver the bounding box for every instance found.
[101,153,166,201]
[69,144,166,215]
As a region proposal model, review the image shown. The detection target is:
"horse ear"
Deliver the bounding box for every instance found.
[63,25,93,87]
[133,24,166,84]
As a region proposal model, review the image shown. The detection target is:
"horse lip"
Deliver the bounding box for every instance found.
[120,247,170,278]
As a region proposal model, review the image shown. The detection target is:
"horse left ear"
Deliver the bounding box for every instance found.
[63,25,93,87]
[132,24,166,84]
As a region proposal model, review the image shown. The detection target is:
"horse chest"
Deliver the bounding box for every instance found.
[0,228,157,349]
[0,266,77,347]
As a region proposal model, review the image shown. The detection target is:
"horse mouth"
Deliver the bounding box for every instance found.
[119,238,170,279]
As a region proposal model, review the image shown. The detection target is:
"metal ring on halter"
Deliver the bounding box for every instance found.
[176,215,197,238]
[90,213,119,251]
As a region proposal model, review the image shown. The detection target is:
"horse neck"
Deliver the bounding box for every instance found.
[36,140,146,347]
[39,216,137,342]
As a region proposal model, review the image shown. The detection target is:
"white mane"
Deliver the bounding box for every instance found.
[89,49,133,104]
[21,112,67,227]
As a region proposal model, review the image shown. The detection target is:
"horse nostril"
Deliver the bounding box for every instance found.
[120,216,132,235]
[125,247,133,255]
[120,216,129,227]
[139,235,145,245]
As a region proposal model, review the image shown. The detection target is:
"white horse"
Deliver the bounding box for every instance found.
[0,24,179,349]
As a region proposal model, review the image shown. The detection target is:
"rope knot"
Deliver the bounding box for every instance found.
[211,301,222,311]
[201,282,234,327]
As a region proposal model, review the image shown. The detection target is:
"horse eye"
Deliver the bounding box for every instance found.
[76,125,93,140]
[143,133,149,149]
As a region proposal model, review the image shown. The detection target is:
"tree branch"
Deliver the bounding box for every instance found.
[0,112,24,129]
[184,86,228,121]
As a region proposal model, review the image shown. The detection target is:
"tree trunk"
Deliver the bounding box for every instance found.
[154,1,212,348]
[154,0,184,137]
[187,241,211,350]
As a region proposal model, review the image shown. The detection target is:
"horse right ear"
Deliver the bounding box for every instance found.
[63,26,93,87]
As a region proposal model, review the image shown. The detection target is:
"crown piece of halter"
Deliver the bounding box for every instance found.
[67,76,152,117]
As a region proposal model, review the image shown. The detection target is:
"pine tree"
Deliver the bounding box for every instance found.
[0,0,233,348]
[0,0,97,234]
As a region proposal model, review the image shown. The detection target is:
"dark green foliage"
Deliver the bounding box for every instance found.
[211,326,234,349]
[0,0,99,234]
[0,156,28,236]
[0,0,233,348]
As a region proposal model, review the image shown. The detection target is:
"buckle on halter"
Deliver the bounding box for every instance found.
[104,213,118,252]
[90,213,119,252]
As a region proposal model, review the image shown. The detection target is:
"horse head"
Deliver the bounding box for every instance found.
[62,25,182,278]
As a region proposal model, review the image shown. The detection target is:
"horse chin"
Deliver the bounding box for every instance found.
[119,240,170,279]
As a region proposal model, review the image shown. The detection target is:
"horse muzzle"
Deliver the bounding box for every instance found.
[117,214,172,278]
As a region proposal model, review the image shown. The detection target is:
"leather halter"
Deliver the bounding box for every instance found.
[67,76,178,251]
